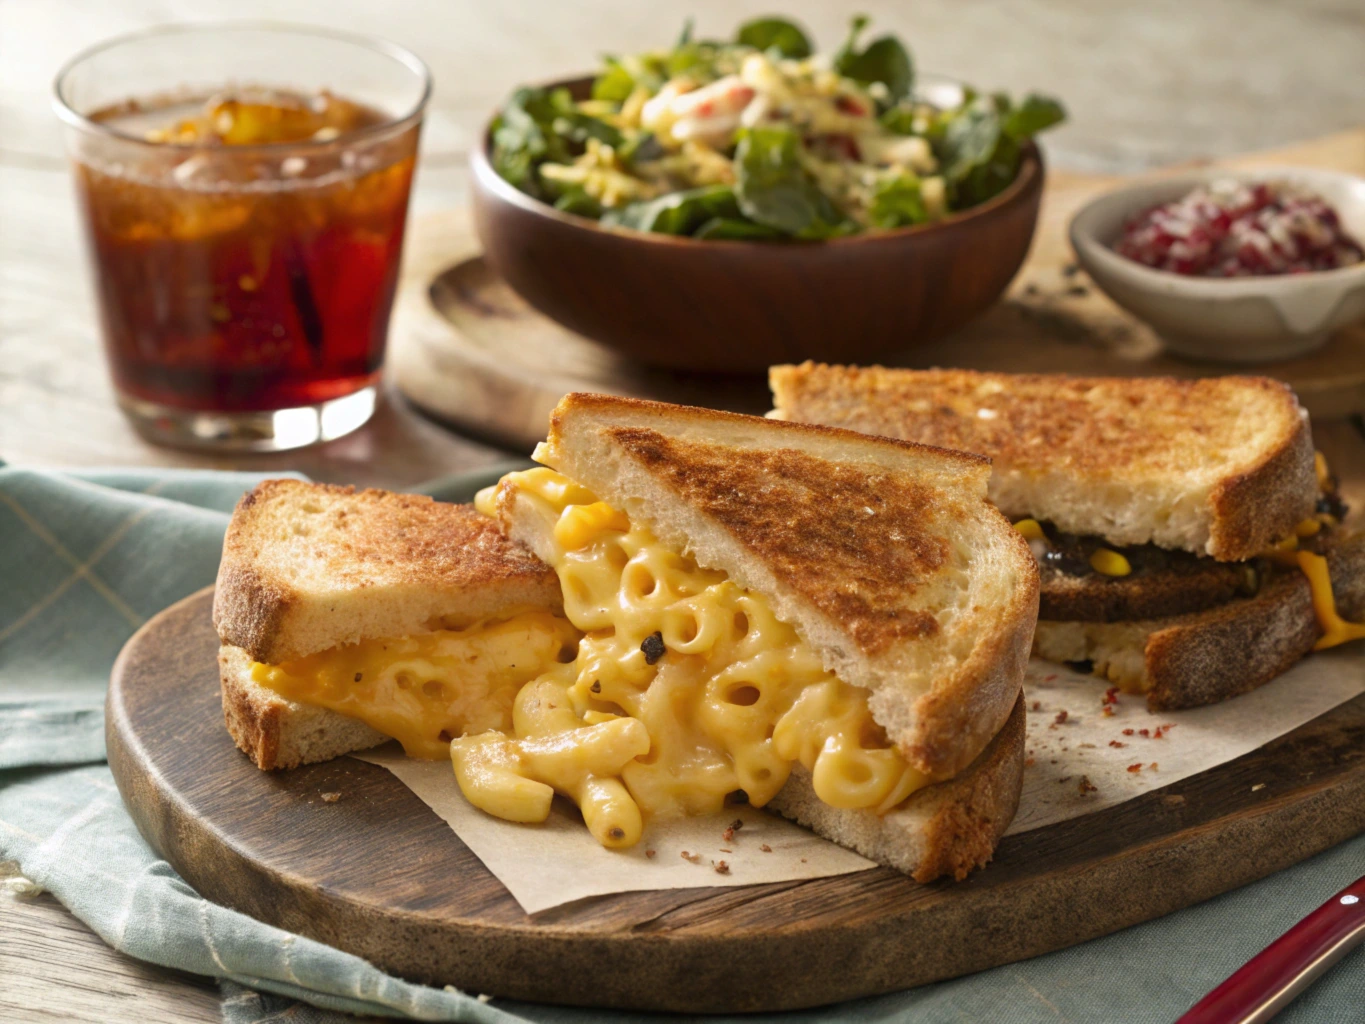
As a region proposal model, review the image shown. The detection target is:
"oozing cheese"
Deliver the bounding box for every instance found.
[250,611,580,759]
[458,467,928,849]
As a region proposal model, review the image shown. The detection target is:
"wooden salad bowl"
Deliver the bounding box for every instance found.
[470,76,1045,373]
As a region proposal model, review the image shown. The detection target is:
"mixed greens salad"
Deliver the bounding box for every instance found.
[490,15,1065,240]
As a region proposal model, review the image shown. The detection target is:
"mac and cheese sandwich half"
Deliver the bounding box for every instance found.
[468,395,1038,881]
[212,395,1038,883]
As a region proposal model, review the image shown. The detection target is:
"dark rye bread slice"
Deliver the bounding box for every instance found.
[1039,555,1253,622]
[770,363,1317,562]
[506,393,1039,782]
[1034,533,1365,709]
[214,480,562,665]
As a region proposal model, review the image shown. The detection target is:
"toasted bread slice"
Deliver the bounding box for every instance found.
[1040,555,1253,622]
[771,693,1025,882]
[214,479,561,665]
[770,363,1316,561]
[502,393,1038,780]
[1034,534,1365,709]
[220,644,388,770]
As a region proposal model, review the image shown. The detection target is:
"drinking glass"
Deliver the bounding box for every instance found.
[54,24,431,450]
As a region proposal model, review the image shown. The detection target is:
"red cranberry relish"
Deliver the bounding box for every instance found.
[1114,180,1364,277]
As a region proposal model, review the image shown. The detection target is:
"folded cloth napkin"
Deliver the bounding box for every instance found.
[1,463,1362,1024]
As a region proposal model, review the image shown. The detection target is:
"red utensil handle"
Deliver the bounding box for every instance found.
[1177,875,1365,1024]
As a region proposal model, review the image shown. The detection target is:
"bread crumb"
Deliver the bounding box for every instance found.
[1101,706,1114,717]
[713,860,730,875]
[645,849,657,858]
[477,994,493,1004]
[1251,783,1266,792]
[1162,794,1186,806]
[320,792,341,803]
[760,844,772,853]
[1149,762,1159,771]
[1078,775,1097,794]
[681,850,701,864]
[719,848,732,854]
[1053,710,1069,725]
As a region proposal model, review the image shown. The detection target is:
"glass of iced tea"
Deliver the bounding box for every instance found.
[53,25,430,450]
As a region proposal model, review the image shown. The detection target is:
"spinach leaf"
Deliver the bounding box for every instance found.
[552,187,604,219]
[736,17,813,59]
[604,185,741,235]
[734,127,855,239]
[693,217,784,241]
[878,103,918,136]
[936,99,1023,208]
[592,58,637,103]
[1001,93,1066,140]
[833,15,913,102]
[867,175,928,229]
[491,87,623,199]
[491,88,566,196]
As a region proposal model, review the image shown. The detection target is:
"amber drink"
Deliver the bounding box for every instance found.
[54,26,430,450]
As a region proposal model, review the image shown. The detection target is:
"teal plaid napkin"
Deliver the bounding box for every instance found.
[1,462,1362,1024]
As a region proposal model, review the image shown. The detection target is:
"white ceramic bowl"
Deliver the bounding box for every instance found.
[1069,166,1365,362]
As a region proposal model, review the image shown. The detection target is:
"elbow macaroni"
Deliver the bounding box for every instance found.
[456,467,929,846]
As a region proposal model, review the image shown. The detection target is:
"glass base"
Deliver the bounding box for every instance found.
[118,386,377,452]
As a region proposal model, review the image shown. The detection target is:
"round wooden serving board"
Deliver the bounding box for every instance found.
[108,588,1365,1013]
[391,131,1365,452]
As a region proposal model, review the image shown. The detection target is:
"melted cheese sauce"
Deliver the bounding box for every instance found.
[250,610,580,759]
[456,468,928,848]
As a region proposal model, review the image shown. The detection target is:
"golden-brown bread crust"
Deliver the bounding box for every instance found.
[770,363,1317,561]
[1039,558,1251,622]
[213,480,560,664]
[602,427,951,655]
[769,692,1025,882]
[219,645,387,769]
[535,393,1037,781]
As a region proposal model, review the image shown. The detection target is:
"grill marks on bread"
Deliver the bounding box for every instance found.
[606,426,949,654]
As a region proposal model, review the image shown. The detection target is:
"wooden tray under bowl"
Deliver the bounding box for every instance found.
[107,587,1365,1013]
[391,131,1365,452]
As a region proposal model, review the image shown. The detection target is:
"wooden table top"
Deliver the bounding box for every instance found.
[4,0,1365,1020]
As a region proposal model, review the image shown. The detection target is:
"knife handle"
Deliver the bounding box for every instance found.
[1177,876,1365,1024]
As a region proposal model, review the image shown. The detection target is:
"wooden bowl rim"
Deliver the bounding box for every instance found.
[472,74,1045,251]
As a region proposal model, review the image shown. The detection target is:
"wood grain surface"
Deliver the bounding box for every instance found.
[106,587,1365,1013]
[393,129,1365,451]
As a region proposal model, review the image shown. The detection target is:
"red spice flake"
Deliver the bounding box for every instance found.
[1101,706,1114,718]
[1109,740,1127,748]
[1078,775,1098,794]
[1030,701,1042,712]
[1127,763,1143,773]
[721,818,743,843]
[1138,728,1151,738]
[713,860,731,875]
[681,851,702,864]
[1149,762,1159,771]
[1043,674,1057,682]
[1024,757,1036,768]
[800,858,808,863]
[1053,710,1069,725]
[645,849,657,859]
[760,844,772,853]
[1152,724,1175,739]
[1122,728,1135,736]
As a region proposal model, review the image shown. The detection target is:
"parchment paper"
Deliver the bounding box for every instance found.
[355,647,1365,913]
